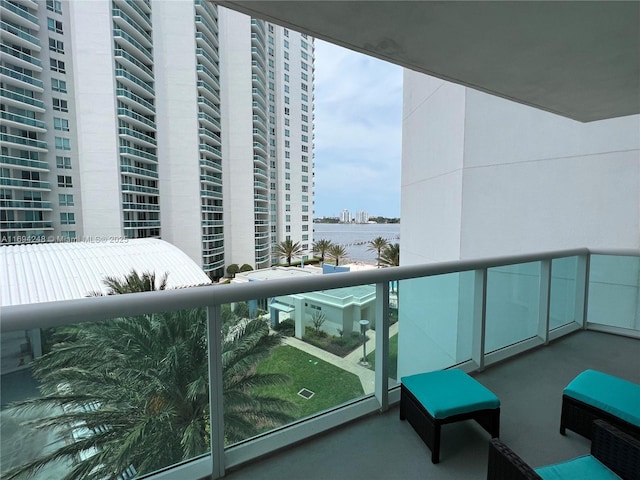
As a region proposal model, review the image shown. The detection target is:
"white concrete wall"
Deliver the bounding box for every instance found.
[153,1,203,265]
[401,69,640,265]
[68,1,122,236]
[460,89,640,258]
[400,72,466,265]
[399,69,640,376]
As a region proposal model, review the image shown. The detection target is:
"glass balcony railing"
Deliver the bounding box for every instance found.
[0,21,40,46]
[0,111,46,129]
[1,249,637,479]
[0,66,44,89]
[0,88,45,109]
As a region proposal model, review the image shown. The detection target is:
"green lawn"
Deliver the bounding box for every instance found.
[253,345,364,419]
[366,333,398,380]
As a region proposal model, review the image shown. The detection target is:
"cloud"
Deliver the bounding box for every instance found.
[313,40,403,218]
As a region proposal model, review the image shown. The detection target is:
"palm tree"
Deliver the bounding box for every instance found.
[328,244,348,266]
[6,271,293,480]
[379,244,400,297]
[274,239,303,266]
[312,239,333,264]
[379,243,400,267]
[367,237,389,267]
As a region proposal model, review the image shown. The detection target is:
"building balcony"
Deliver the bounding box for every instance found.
[115,0,152,31]
[199,158,222,173]
[113,28,153,63]
[195,14,218,36]
[0,0,39,27]
[120,163,158,179]
[198,111,221,132]
[1,44,42,70]
[114,49,154,82]
[1,249,638,480]
[0,200,52,210]
[118,125,157,147]
[0,155,48,171]
[114,68,154,97]
[0,65,44,91]
[112,8,153,47]
[196,47,219,72]
[197,95,221,117]
[0,88,45,111]
[195,32,219,53]
[119,145,157,163]
[199,143,221,158]
[117,107,156,130]
[0,111,46,132]
[0,21,40,51]
[0,133,47,152]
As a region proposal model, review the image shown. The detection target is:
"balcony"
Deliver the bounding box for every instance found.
[0,20,40,49]
[1,249,638,480]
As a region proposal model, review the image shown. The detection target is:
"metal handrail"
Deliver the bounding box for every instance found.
[1,247,614,332]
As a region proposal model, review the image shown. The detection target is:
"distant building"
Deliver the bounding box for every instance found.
[340,209,351,223]
[355,211,368,223]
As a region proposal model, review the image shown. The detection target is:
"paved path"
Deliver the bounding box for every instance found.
[281,322,399,394]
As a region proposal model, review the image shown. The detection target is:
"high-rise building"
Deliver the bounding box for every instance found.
[355,210,368,224]
[339,209,351,223]
[0,0,314,277]
[219,9,315,269]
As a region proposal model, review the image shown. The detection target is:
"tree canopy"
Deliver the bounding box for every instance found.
[367,237,389,267]
[328,244,348,266]
[312,239,333,264]
[379,243,400,267]
[274,239,303,266]
[6,271,293,480]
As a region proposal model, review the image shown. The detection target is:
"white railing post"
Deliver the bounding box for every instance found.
[374,281,390,411]
[207,305,225,479]
[538,260,552,344]
[472,269,487,371]
[576,254,589,329]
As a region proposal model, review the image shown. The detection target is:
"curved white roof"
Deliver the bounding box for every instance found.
[0,239,211,306]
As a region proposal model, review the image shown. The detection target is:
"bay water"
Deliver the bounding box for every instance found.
[313,223,400,263]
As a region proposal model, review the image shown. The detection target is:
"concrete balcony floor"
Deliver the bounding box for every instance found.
[224,330,639,480]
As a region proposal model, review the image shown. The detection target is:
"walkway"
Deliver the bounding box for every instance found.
[281,322,399,394]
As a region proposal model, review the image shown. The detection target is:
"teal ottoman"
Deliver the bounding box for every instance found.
[400,369,500,463]
[560,369,640,440]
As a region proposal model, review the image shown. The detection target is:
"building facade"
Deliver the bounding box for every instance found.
[0,0,314,277]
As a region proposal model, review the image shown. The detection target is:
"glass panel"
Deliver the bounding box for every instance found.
[550,256,579,329]
[228,289,369,446]
[485,262,541,352]
[396,271,475,379]
[588,255,640,330]
[365,281,399,385]
[1,308,209,479]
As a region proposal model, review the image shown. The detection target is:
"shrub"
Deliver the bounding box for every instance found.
[226,264,239,278]
[239,263,253,272]
[274,318,295,336]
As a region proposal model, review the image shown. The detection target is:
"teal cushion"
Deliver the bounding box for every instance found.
[564,369,640,427]
[535,455,620,480]
[401,369,499,419]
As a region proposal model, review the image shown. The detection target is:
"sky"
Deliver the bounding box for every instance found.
[312,40,403,219]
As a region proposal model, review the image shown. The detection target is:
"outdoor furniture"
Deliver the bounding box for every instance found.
[487,420,640,480]
[560,369,640,440]
[400,369,500,463]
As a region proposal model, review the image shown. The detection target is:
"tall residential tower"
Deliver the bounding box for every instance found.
[0,0,314,277]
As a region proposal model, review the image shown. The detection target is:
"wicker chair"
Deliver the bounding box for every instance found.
[487,420,640,480]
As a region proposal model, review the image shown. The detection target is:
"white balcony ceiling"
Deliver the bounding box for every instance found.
[216,1,640,122]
